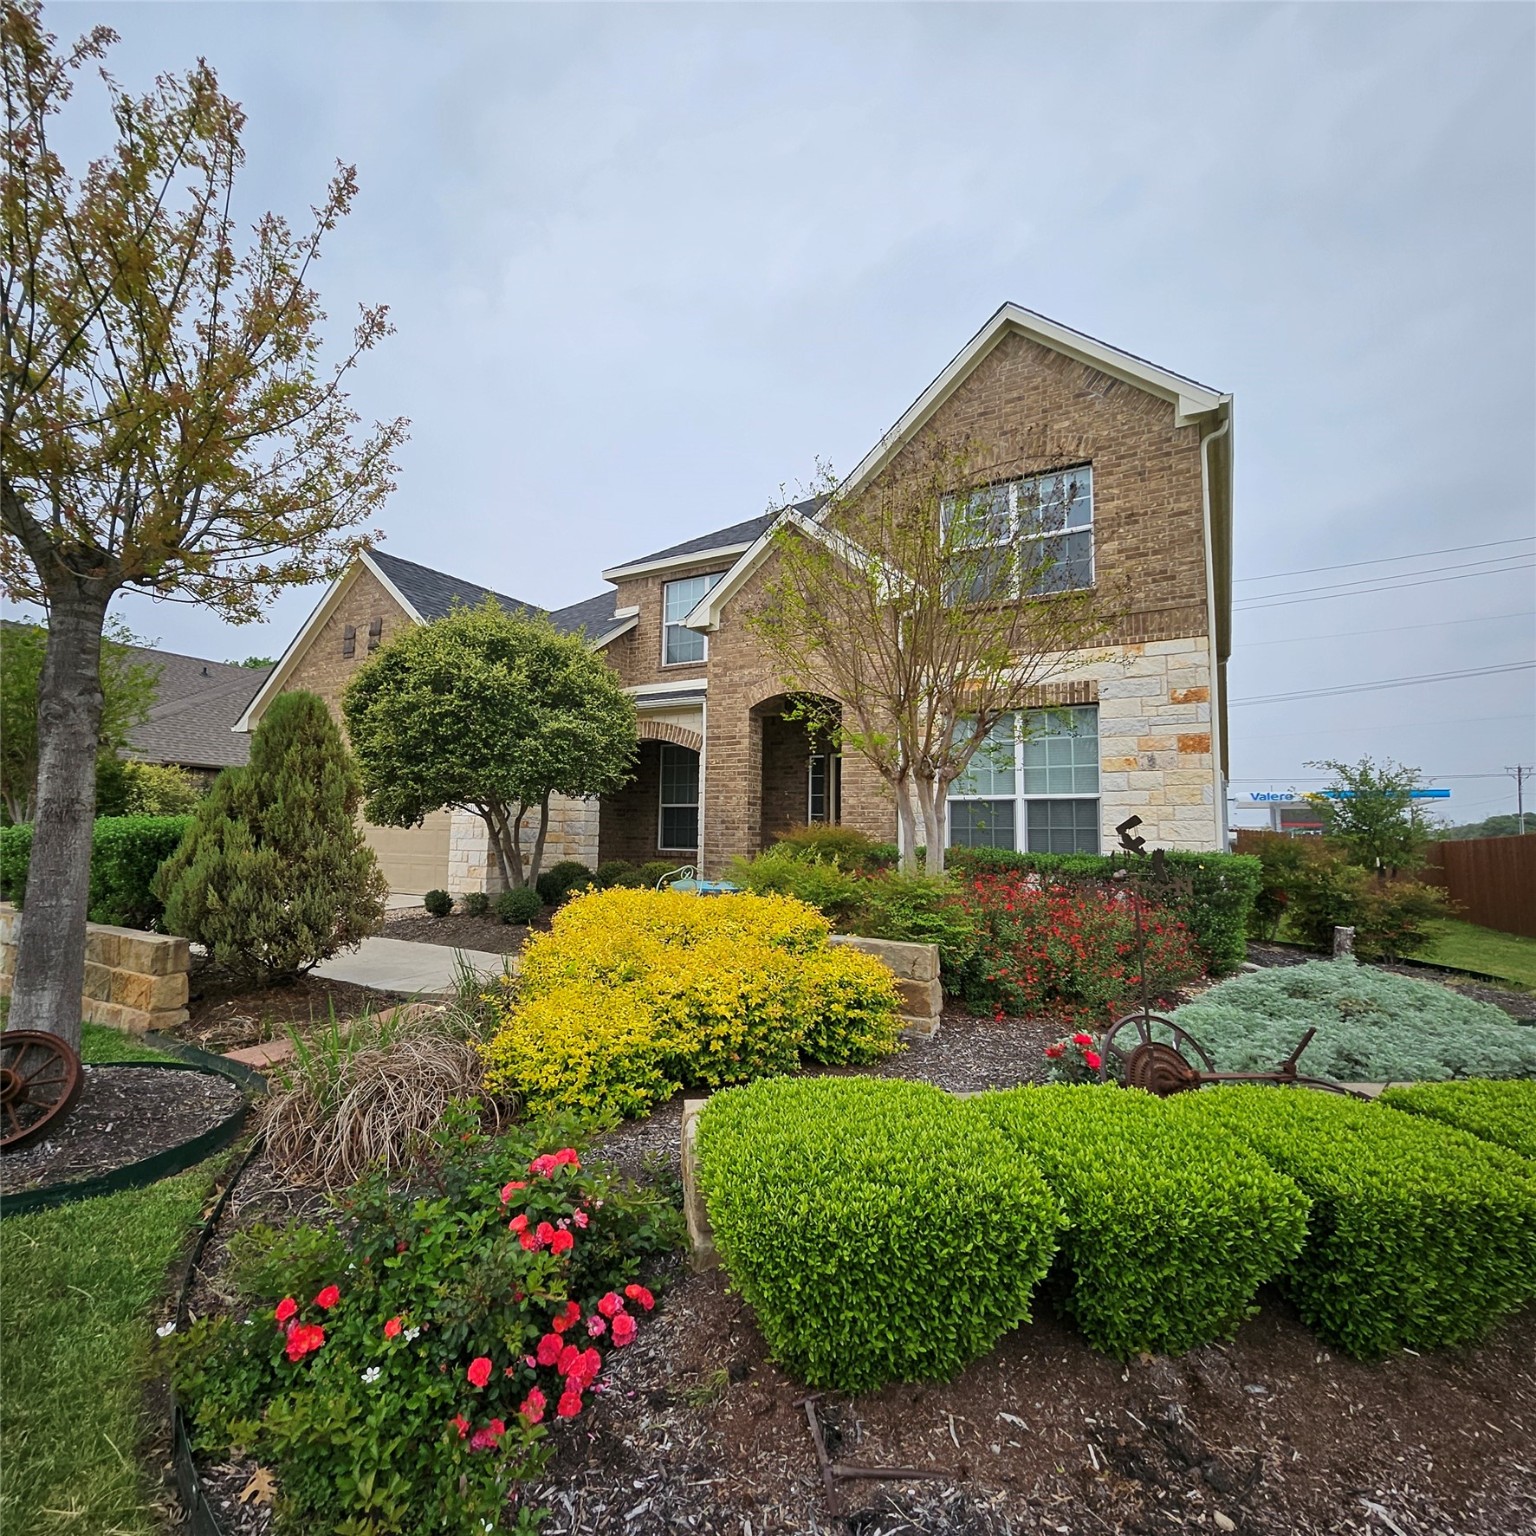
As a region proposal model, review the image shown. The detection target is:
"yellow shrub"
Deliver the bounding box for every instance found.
[481,888,900,1118]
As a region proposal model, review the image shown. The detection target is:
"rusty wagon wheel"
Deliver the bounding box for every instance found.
[1101,1011,1214,1097]
[1,1030,83,1150]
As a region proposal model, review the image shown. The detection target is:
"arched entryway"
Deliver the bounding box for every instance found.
[752,693,841,850]
[598,720,704,866]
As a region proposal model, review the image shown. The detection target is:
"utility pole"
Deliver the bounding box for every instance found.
[1508,765,1533,834]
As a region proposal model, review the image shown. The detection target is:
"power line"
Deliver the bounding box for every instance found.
[1229,660,1534,708]
[1236,710,1532,742]
[1239,610,1534,647]
[1233,561,1535,612]
[1236,536,1534,584]
[1233,554,1528,607]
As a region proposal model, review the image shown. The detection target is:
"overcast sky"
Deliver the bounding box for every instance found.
[15,1,1536,825]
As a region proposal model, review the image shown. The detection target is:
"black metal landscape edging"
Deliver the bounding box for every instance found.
[0,1054,264,1219]
[170,1134,265,1536]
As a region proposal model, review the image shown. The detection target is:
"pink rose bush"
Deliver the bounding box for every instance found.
[168,1108,676,1534]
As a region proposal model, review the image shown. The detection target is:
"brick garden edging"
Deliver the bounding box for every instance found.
[0,901,190,1034]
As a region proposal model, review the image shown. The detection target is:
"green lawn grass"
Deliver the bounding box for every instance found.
[1418,918,1536,992]
[1,1025,220,1534]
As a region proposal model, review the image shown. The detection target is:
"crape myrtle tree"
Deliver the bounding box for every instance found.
[0,616,159,822]
[1307,755,1432,880]
[1,3,405,1046]
[343,598,638,891]
[749,441,1120,877]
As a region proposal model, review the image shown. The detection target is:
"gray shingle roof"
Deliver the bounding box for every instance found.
[547,591,621,637]
[367,549,543,624]
[119,646,272,769]
[608,497,826,571]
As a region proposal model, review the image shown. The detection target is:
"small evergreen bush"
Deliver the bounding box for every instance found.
[851,874,981,974]
[496,887,542,925]
[0,815,191,929]
[772,824,899,872]
[695,1076,1062,1391]
[977,1086,1309,1356]
[1180,1086,1536,1356]
[423,889,453,918]
[535,860,593,907]
[462,891,491,918]
[725,847,863,919]
[1172,960,1536,1082]
[1275,840,1451,958]
[480,889,901,1117]
[155,692,386,979]
[1381,1079,1536,1159]
[594,859,641,889]
[945,847,1261,975]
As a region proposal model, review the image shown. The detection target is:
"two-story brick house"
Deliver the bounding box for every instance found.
[236,304,1233,894]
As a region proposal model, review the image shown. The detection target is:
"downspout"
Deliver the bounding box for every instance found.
[1199,408,1232,850]
[698,695,708,877]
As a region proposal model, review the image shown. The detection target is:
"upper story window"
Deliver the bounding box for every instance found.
[944,465,1094,601]
[663,573,722,665]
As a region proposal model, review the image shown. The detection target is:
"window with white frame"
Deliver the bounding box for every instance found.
[947,706,1100,853]
[662,573,723,665]
[658,743,700,849]
[944,466,1094,601]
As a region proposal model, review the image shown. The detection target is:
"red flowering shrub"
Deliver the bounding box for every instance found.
[168,1107,680,1534]
[1043,1032,1109,1084]
[953,875,1201,1024]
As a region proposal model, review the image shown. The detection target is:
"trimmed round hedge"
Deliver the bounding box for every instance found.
[1380,1078,1536,1160]
[977,1086,1310,1357]
[695,1076,1063,1393]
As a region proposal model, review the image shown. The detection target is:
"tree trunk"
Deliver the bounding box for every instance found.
[895,775,919,876]
[481,804,515,893]
[526,791,551,887]
[8,586,112,1051]
[915,778,946,877]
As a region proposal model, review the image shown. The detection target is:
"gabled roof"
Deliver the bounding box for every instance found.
[546,590,621,638]
[601,512,777,582]
[365,548,543,624]
[686,304,1232,633]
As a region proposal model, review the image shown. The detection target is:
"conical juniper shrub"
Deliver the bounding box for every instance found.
[973,1086,1310,1358]
[156,691,387,981]
[1176,1086,1536,1358]
[694,1076,1063,1393]
[1380,1079,1536,1160]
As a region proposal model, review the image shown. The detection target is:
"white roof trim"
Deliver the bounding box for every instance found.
[601,542,752,583]
[587,615,638,650]
[682,304,1231,633]
[623,678,708,698]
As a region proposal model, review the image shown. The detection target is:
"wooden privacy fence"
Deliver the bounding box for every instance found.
[1421,836,1536,940]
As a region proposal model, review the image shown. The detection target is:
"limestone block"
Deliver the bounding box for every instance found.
[899,1014,941,1041]
[895,976,942,1018]
[110,968,189,1011]
[680,1099,718,1271]
[1177,733,1212,756]
[1101,755,1139,773]
[1098,675,1164,700]
[0,942,14,977]
[83,960,114,1000]
[827,933,939,981]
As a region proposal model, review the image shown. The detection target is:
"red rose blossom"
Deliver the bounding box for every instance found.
[453,1413,470,1438]
[557,1343,582,1376]
[587,1314,607,1337]
[550,1229,574,1256]
[467,1355,493,1388]
[597,1291,624,1319]
[535,1332,563,1367]
[552,1148,580,1169]
[500,1181,527,1203]
[284,1323,325,1362]
[509,1213,529,1234]
[535,1221,556,1247]
[623,1284,654,1311]
[274,1296,298,1325]
[611,1312,637,1348]
[314,1285,340,1310]
[556,1388,583,1419]
[383,1316,403,1339]
[1083,1051,1103,1071]
[520,1387,546,1425]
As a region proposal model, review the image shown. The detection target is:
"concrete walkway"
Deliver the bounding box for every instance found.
[313,935,516,997]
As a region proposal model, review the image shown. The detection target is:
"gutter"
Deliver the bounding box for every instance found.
[1199,405,1233,847]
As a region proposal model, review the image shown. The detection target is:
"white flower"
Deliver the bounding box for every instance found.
[403,1325,421,1342]
[156,1321,177,1338]
[361,1366,382,1385]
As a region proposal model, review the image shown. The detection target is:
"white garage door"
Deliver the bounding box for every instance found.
[363,810,452,896]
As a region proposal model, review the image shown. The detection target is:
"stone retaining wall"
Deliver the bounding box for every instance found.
[827,934,942,1040]
[0,902,190,1035]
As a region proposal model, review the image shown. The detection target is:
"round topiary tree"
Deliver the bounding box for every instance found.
[155,691,387,981]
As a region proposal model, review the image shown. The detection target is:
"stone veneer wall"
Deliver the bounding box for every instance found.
[447,800,599,897]
[0,902,190,1035]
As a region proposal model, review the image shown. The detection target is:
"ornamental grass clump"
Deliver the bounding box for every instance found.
[481,888,902,1118]
[1380,1079,1536,1160]
[977,1086,1309,1357]
[168,1110,678,1535]
[1179,1086,1536,1358]
[694,1076,1063,1393]
[1171,959,1536,1082]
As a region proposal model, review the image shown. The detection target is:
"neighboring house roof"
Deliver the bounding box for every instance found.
[546,590,621,636]
[365,548,543,624]
[126,648,273,769]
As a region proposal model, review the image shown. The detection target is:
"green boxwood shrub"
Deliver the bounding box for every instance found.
[771,824,899,872]
[462,890,490,917]
[496,887,542,925]
[695,1076,1063,1392]
[1171,959,1536,1082]
[0,814,190,930]
[851,874,981,974]
[422,888,453,918]
[1381,1079,1536,1159]
[945,847,1261,976]
[725,847,864,919]
[1179,1086,1536,1357]
[535,860,594,907]
[976,1086,1309,1357]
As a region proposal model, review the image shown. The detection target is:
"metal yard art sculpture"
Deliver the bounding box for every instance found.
[0,1030,83,1149]
[1099,817,1364,1100]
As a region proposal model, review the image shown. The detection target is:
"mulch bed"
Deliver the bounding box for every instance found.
[0,1064,244,1194]
[1246,941,1535,1020]
[383,906,540,954]
[175,971,396,1053]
